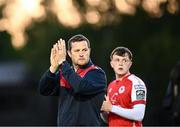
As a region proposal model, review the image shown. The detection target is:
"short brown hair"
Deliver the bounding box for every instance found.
[110,46,133,61]
[67,34,90,51]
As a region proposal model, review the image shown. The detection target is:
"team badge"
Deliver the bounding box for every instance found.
[136,90,145,99]
[119,86,125,94]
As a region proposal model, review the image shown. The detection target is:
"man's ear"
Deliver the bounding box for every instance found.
[129,61,132,68]
[68,50,71,58]
[110,61,113,68]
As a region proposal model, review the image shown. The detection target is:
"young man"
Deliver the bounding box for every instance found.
[39,34,107,126]
[101,47,147,126]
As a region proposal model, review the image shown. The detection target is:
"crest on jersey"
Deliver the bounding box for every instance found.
[119,86,125,94]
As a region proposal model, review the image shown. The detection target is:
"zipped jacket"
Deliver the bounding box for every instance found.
[39,60,107,126]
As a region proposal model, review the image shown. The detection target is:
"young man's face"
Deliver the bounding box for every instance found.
[68,40,90,66]
[110,53,132,77]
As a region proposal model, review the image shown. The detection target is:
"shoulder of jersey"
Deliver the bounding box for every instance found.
[127,74,145,86]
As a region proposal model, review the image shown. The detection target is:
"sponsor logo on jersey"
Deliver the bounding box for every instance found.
[136,90,145,99]
[119,86,125,94]
[134,84,145,90]
[108,88,112,93]
[111,92,118,104]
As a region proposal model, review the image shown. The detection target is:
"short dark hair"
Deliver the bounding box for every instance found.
[110,46,133,61]
[67,34,90,51]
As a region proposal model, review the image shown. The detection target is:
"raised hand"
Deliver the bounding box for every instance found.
[50,38,66,73]
[57,38,66,65]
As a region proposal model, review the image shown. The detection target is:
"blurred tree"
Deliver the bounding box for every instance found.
[0,0,180,125]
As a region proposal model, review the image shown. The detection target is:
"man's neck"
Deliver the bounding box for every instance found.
[73,60,92,72]
[73,64,79,72]
[116,72,130,81]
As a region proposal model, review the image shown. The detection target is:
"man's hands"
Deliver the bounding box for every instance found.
[101,95,112,112]
[49,38,66,73]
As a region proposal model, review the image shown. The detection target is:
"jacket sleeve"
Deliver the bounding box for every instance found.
[38,69,60,96]
[61,61,107,95]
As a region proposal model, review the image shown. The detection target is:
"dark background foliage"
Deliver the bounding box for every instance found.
[0,1,180,125]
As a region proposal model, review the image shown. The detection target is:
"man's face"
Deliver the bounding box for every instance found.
[110,53,132,77]
[68,40,90,66]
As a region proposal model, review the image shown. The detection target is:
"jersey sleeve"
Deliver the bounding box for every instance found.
[130,75,147,105]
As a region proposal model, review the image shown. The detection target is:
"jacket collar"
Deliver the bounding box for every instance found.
[78,59,93,69]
